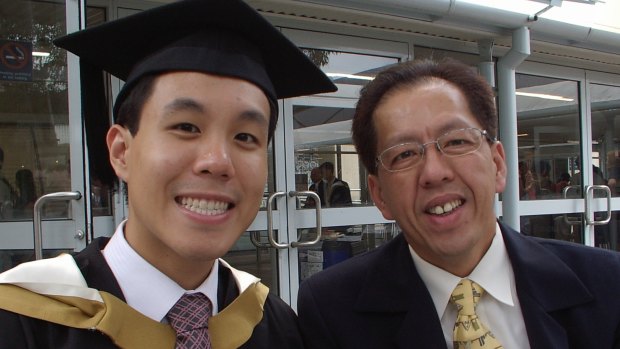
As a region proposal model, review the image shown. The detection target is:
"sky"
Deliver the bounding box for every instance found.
[461,0,620,33]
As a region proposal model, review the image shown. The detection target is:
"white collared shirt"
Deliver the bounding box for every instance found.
[102,220,219,322]
[409,223,531,349]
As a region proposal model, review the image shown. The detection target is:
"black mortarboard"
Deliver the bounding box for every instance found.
[53,0,336,189]
[54,0,337,117]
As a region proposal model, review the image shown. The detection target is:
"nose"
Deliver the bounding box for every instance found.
[418,142,453,187]
[192,139,235,179]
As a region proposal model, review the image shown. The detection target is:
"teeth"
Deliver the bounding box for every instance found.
[180,197,229,216]
[428,199,462,215]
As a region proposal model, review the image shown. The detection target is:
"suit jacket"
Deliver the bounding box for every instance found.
[298,221,620,349]
[317,178,352,207]
[0,237,304,349]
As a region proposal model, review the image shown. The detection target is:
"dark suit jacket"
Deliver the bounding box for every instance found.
[317,178,352,207]
[298,222,620,349]
[0,237,304,348]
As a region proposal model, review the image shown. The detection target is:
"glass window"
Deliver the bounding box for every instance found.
[0,1,70,221]
[294,50,400,208]
[516,74,581,201]
[591,83,620,250]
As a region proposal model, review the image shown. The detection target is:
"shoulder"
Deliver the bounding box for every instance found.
[0,309,117,348]
[501,223,620,293]
[534,236,620,273]
[504,223,620,270]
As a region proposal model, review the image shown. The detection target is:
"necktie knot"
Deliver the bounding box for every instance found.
[450,278,483,315]
[167,293,212,349]
[450,279,504,349]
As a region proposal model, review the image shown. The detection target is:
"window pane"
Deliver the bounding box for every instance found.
[0,1,70,221]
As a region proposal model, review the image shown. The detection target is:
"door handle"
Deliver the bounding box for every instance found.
[585,185,611,225]
[266,191,288,249]
[249,231,271,248]
[288,191,322,248]
[562,185,582,226]
[33,191,82,260]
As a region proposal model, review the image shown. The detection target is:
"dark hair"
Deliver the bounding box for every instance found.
[320,161,335,172]
[115,74,278,141]
[352,59,497,175]
[0,146,4,163]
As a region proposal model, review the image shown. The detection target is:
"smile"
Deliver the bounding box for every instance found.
[427,199,463,215]
[179,197,230,216]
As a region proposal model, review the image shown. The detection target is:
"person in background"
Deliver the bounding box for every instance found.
[0,0,335,347]
[13,169,37,219]
[317,161,352,207]
[304,166,322,208]
[518,160,536,200]
[0,147,16,220]
[297,58,620,348]
[554,172,571,194]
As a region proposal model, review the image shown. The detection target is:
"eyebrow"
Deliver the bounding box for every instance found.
[386,120,476,146]
[163,98,205,116]
[162,97,269,127]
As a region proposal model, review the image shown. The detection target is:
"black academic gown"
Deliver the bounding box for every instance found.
[0,237,304,349]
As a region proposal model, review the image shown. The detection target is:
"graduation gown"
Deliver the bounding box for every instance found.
[0,237,304,349]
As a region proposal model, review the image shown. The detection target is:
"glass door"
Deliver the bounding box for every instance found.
[284,97,396,301]
[515,62,620,251]
[587,77,620,251]
[0,0,87,272]
[278,39,409,306]
[225,30,410,306]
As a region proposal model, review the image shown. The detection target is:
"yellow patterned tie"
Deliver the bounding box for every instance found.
[450,279,504,349]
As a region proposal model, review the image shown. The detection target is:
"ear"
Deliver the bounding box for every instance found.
[492,141,507,193]
[107,125,132,182]
[368,174,395,220]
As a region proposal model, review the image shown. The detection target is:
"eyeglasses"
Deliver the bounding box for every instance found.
[376,127,496,173]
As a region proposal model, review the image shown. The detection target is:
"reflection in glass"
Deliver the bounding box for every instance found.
[298,223,400,283]
[520,214,583,244]
[0,249,71,273]
[0,1,70,220]
[225,231,279,293]
[516,74,581,201]
[293,106,364,207]
[591,83,620,251]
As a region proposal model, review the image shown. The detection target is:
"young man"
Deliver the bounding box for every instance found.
[0,0,335,348]
[298,59,620,348]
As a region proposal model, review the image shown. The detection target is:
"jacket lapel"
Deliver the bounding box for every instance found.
[500,223,593,349]
[354,234,448,349]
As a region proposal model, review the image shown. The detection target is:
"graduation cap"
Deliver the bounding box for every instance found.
[53,0,337,190]
[54,0,337,117]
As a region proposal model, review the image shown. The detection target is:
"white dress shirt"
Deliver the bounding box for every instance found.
[102,220,219,322]
[409,223,531,349]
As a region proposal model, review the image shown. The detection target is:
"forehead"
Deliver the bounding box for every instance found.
[373,81,479,144]
[148,72,270,110]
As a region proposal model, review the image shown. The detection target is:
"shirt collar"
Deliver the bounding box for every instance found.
[102,220,220,322]
[409,222,515,320]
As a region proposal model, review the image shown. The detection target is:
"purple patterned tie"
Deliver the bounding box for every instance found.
[166,293,212,349]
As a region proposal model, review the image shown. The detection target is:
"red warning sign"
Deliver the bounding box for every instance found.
[0,40,33,82]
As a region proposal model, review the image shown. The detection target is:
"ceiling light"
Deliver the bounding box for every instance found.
[326,73,374,81]
[516,91,574,101]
